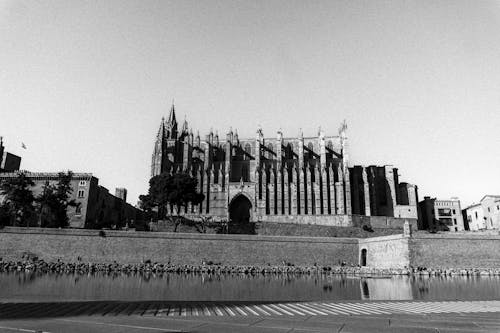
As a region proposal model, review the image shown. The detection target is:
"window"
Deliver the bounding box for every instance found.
[439,218,453,226]
[77,190,85,198]
[452,209,456,214]
[497,205,499,210]
[453,218,456,225]
[79,180,87,187]
[75,205,82,215]
[475,212,478,219]
[438,208,451,216]
[488,207,491,212]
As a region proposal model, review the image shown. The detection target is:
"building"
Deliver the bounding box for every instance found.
[418,197,465,232]
[115,188,128,202]
[150,105,418,225]
[0,171,142,229]
[464,195,500,231]
[349,166,418,218]
[0,137,21,172]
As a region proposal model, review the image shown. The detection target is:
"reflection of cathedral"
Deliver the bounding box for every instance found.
[151,105,418,223]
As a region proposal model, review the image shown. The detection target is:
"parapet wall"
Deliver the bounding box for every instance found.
[258,214,351,226]
[258,215,418,230]
[0,227,358,266]
[350,215,417,230]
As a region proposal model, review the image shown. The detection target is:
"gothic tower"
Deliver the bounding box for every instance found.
[151,104,179,177]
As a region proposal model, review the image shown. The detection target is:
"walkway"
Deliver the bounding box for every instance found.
[1,300,500,319]
[1,301,500,332]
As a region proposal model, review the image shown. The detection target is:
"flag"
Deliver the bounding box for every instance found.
[21,142,26,149]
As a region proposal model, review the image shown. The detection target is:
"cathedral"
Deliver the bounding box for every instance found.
[151,105,418,226]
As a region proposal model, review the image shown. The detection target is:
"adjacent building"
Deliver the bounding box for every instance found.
[150,105,418,225]
[464,195,500,231]
[115,188,128,202]
[349,166,418,219]
[0,171,142,229]
[418,197,465,232]
[0,137,21,172]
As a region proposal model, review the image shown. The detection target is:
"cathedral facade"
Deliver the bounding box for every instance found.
[151,105,418,225]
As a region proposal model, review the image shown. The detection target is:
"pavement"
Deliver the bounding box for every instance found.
[0,300,500,332]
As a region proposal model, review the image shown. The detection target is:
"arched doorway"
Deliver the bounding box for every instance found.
[229,195,252,224]
[360,249,367,266]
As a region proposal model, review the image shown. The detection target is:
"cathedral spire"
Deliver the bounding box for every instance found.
[167,103,177,125]
[151,117,166,177]
[156,117,165,138]
[181,115,188,134]
[165,102,178,139]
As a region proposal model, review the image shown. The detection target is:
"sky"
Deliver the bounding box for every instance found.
[1,0,500,208]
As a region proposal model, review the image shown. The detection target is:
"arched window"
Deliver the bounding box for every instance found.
[327,140,333,150]
[360,249,367,266]
[284,143,292,159]
[267,143,274,159]
[244,143,252,160]
[307,142,314,159]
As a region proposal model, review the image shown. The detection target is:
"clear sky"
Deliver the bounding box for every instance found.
[1,0,500,208]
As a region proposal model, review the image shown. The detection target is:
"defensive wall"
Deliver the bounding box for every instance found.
[0,227,358,266]
[409,233,500,269]
[0,227,499,269]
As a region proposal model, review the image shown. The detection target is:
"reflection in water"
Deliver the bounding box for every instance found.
[361,281,370,299]
[360,278,413,300]
[0,271,499,303]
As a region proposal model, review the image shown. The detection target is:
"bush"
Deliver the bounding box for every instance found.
[362,224,374,232]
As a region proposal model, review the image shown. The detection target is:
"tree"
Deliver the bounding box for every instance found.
[138,194,155,217]
[0,172,36,226]
[145,172,205,217]
[35,171,78,228]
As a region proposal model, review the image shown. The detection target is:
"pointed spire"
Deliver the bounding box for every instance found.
[181,115,188,133]
[165,101,178,139]
[195,130,200,146]
[167,103,177,124]
[156,117,166,138]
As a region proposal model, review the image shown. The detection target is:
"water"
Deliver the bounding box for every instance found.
[0,272,499,303]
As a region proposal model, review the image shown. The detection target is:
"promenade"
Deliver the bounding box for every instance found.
[1,300,499,332]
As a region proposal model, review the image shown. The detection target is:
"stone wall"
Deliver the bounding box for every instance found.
[358,235,409,269]
[166,214,416,230]
[0,227,358,266]
[2,228,499,270]
[258,214,351,226]
[351,215,417,230]
[394,205,418,219]
[409,233,500,269]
